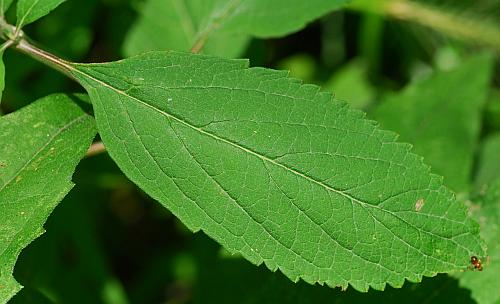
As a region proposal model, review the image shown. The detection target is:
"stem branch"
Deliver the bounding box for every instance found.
[86,141,106,157]
[14,38,76,79]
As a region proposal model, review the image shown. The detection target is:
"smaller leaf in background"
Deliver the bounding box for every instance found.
[124,0,349,58]
[474,134,500,188]
[0,0,14,16]
[372,54,493,192]
[324,59,375,109]
[16,0,67,28]
[433,47,461,72]
[457,181,500,304]
[0,94,96,303]
[123,0,249,58]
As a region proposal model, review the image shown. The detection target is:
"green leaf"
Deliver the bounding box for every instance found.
[0,0,14,16]
[69,51,482,291]
[16,0,67,28]
[475,134,500,188]
[0,94,96,303]
[457,181,500,304]
[372,54,493,191]
[276,54,317,83]
[124,0,349,58]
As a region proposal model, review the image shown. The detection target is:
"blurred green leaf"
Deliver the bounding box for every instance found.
[0,0,14,17]
[276,54,316,83]
[124,0,349,58]
[485,90,500,132]
[373,54,493,191]
[475,134,500,188]
[457,181,500,304]
[16,0,67,28]
[324,59,375,109]
[0,94,96,303]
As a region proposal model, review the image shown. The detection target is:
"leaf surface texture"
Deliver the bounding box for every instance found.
[70,52,482,291]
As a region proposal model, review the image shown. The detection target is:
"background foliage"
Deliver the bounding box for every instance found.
[0,0,499,303]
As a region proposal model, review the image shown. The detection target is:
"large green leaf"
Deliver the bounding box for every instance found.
[69,51,482,291]
[0,94,96,303]
[373,54,493,192]
[124,0,349,58]
[457,181,500,304]
[16,0,67,28]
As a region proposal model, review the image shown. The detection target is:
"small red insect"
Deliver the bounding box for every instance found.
[470,256,483,271]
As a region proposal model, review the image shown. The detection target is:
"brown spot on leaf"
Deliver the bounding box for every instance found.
[415,198,425,212]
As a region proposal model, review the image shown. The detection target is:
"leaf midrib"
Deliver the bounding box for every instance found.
[16,0,40,27]
[69,62,471,268]
[192,0,241,45]
[71,64,382,210]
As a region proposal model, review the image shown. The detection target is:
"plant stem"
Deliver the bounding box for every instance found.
[190,0,239,53]
[0,16,76,78]
[86,141,106,157]
[14,38,76,80]
[0,20,107,156]
[191,36,207,53]
[14,39,107,157]
[349,0,500,52]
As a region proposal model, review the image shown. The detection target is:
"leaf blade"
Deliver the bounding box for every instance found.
[124,0,348,57]
[16,0,67,28]
[0,94,96,302]
[70,52,483,291]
